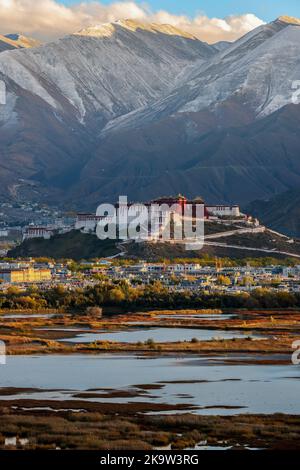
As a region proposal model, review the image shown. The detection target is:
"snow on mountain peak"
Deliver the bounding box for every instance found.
[114,19,198,39]
[0,18,211,127]
[4,33,41,48]
[73,23,116,38]
[74,19,197,40]
[102,16,300,136]
[277,16,300,26]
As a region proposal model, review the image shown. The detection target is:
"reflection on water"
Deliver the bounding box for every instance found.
[157,314,236,320]
[0,354,299,415]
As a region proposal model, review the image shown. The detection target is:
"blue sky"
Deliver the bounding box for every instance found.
[61,0,300,23]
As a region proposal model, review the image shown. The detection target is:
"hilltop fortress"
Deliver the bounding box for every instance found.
[75,195,255,240]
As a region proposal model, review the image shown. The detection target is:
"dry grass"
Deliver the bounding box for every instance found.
[1,309,299,356]
[0,407,299,450]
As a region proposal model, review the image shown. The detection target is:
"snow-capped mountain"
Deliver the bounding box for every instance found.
[4,34,41,49]
[0,19,215,199]
[1,17,300,214]
[103,16,300,134]
[78,16,300,209]
[0,33,40,52]
[0,20,214,126]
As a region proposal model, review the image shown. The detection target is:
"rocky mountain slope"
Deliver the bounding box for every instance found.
[0,20,214,200]
[245,189,300,238]
[80,16,300,209]
[103,17,297,134]
[0,35,17,52]
[79,100,300,209]
[0,17,300,223]
[212,41,232,51]
[0,20,213,125]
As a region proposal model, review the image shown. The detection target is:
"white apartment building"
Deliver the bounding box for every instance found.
[205,205,240,218]
[23,227,54,241]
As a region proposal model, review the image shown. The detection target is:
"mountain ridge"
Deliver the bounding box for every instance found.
[0,17,300,222]
[74,19,200,40]
[0,33,40,52]
[0,20,214,200]
[103,17,300,136]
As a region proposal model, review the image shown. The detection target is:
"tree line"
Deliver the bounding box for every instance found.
[0,282,299,311]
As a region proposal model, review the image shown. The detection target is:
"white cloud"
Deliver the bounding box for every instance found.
[0,0,265,43]
[152,12,265,43]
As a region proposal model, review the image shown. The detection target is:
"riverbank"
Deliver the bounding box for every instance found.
[0,405,299,450]
[0,308,299,450]
[1,338,297,356]
[0,309,299,356]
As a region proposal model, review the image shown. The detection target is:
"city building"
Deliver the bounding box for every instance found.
[0,267,52,283]
[75,214,105,231]
[23,226,54,241]
[205,205,240,218]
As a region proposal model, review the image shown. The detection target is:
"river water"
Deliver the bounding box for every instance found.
[0,354,299,415]
[46,327,268,343]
